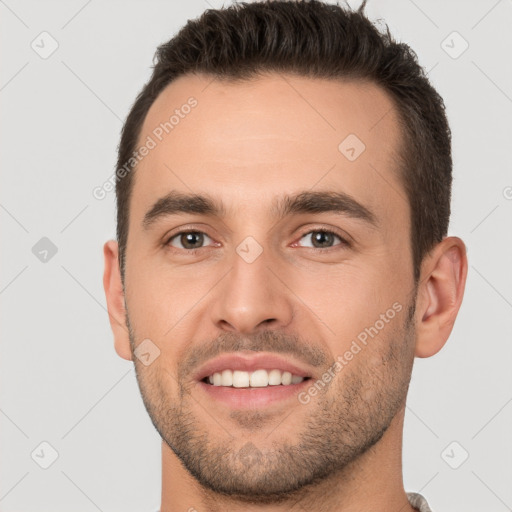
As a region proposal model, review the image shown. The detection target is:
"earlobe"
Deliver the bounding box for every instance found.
[103,240,133,361]
[414,237,468,358]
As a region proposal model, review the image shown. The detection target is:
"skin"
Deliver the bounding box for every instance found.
[103,72,468,512]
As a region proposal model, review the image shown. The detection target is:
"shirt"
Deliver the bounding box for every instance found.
[154,492,433,511]
[407,492,433,511]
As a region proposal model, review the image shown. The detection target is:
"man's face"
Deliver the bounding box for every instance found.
[122,73,418,499]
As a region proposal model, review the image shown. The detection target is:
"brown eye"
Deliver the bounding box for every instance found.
[167,231,213,250]
[297,230,348,249]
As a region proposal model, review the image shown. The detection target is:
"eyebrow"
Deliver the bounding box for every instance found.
[142,189,378,230]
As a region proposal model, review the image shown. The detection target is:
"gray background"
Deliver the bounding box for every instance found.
[1,0,511,511]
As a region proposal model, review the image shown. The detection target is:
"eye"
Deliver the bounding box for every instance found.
[295,229,349,250]
[166,230,215,251]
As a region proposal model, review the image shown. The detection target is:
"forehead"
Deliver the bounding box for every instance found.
[131,72,406,229]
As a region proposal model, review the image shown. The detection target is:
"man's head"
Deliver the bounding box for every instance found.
[115,0,453,286]
[103,0,467,504]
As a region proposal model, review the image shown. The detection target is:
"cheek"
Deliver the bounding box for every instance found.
[289,262,396,326]
[333,322,407,404]
[127,285,167,335]
[125,252,181,320]
[291,271,407,380]
[125,258,222,354]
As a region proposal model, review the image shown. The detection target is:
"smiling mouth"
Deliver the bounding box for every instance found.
[201,368,312,388]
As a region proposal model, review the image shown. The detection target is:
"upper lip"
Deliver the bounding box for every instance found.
[193,351,314,381]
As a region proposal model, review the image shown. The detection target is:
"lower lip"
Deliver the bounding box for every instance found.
[197,379,311,408]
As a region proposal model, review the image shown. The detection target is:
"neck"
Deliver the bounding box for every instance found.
[159,403,416,512]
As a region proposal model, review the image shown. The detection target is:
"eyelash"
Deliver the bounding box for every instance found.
[164,228,351,253]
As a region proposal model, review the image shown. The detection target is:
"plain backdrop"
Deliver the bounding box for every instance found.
[1,0,511,511]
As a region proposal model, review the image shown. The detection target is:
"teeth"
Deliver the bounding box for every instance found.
[221,369,233,386]
[213,372,222,386]
[268,369,282,385]
[250,369,268,387]
[207,369,305,387]
[233,370,250,388]
[281,371,292,385]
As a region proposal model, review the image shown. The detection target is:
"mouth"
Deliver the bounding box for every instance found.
[193,352,315,408]
[201,369,312,388]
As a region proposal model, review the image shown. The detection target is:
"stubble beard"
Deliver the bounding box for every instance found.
[128,301,416,504]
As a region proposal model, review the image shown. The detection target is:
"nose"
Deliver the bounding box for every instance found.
[209,245,295,334]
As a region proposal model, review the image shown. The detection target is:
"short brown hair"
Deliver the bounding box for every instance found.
[115,0,452,284]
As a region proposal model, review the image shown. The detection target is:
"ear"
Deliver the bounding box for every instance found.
[103,240,133,361]
[414,236,468,358]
